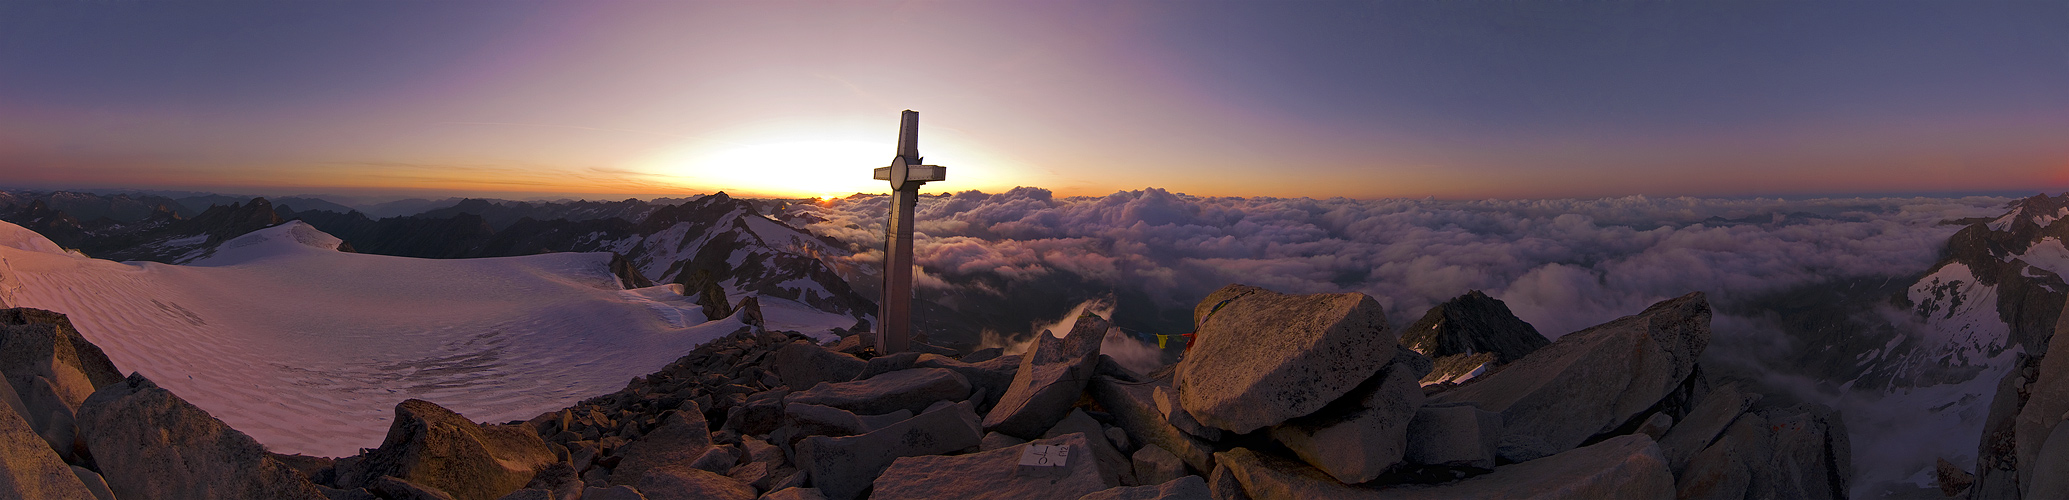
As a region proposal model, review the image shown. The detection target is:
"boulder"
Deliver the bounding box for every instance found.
[1676,414,1770,500]
[793,402,983,500]
[1154,385,1220,441]
[1658,383,1756,474]
[1078,475,1211,500]
[984,313,1110,438]
[918,354,1020,410]
[1268,348,1427,483]
[1936,457,1975,498]
[1636,412,1674,439]
[581,485,648,500]
[0,393,94,499]
[870,432,1108,500]
[372,476,458,500]
[762,487,829,500]
[495,490,551,500]
[1216,434,1672,499]
[786,367,971,417]
[1131,444,1187,486]
[633,465,754,500]
[75,373,326,500]
[0,309,124,388]
[1398,290,1550,364]
[609,407,714,485]
[772,342,866,390]
[69,466,114,500]
[0,309,121,462]
[1205,463,1248,500]
[335,398,556,500]
[1087,374,1217,473]
[1428,293,1711,462]
[983,431,1028,451]
[1177,285,1395,434]
[852,352,949,381]
[723,388,788,436]
[1047,408,1131,487]
[1757,404,1851,500]
[1403,402,1501,469]
[520,462,581,500]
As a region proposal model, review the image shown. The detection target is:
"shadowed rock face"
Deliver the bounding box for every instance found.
[1400,290,1549,364]
[870,432,1108,500]
[0,390,95,500]
[983,312,1108,439]
[1430,292,1711,463]
[336,399,555,500]
[77,373,326,500]
[1177,284,1396,434]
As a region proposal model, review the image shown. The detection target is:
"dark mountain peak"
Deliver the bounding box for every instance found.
[1402,289,1549,364]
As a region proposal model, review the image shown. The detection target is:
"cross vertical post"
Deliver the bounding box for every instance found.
[871,110,946,354]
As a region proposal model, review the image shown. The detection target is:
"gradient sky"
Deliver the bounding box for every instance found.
[2,1,2066,200]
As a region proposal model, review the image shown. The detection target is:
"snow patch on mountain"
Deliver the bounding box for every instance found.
[0,220,777,457]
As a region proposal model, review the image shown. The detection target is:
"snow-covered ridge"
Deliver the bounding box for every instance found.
[0,220,849,457]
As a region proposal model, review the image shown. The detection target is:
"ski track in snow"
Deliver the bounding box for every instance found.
[0,221,840,457]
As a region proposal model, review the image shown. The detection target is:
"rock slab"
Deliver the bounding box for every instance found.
[338,399,556,500]
[77,373,326,500]
[1267,348,1427,483]
[870,432,1108,500]
[1176,284,1396,434]
[984,313,1109,438]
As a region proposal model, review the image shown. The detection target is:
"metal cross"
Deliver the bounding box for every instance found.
[870,110,945,354]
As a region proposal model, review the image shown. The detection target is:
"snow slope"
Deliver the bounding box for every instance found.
[0,220,829,457]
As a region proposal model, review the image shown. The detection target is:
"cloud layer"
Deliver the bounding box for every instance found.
[800,187,2008,337]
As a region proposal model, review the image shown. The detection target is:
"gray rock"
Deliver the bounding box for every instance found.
[1206,463,1248,500]
[1403,402,1501,469]
[761,486,828,500]
[1087,375,1217,473]
[521,462,581,500]
[1047,408,1132,487]
[1429,293,1711,462]
[610,406,714,486]
[793,402,983,500]
[773,342,866,390]
[871,432,1108,500]
[982,431,1028,451]
[1106,426,1133,453]
[1636,412,1674,440]
[962,347,1006,363]
[1658,383,1756,474]
[856,409,915,431]
[1756,404,1851,500]
[76,373,326,500]
[2025,421,2069,498]
[723,388,789,436]
[1077,475,1211,500]
[1131,444,1187,486]
[1177,285,1396,434]
[633,465,754,500]
[323,487,379,500]
[0,309,124,388]
[1154,385,1220,441]
[1399,290,1550,364]
[2017,310,2069,497]
[984,313,1109,438]
[69,466,114,500]
[336,398,556,500]
[581,485,648,500]
[372,476,457,500]
[852,352,948,381]
[777,403,868,445]
[1676,413,1770,500]
[687,444,739,473]
[0,393,93,499]
[1268,349,1427,484]
[785,367,971,416]
[919,354,1020,410]
[1216,434,1673,499]
[494,489,551,500]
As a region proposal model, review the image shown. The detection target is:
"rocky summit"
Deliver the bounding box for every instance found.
[0,280,1857,499]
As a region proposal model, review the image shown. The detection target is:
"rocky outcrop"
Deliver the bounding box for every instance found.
[773,342,867,390]
[1403,402,1501,469]
[794,402,983,500]
[785,367,971,416]
[1400,290,1549,364]
[334,399,556,500]
[0,309,124,462]
[76,373,327,500]
[1429,292,1711,462]
[984,312,1108,438]
[1266,347,1428,484]
[1177,285,1396,434]
[870,432,1109,500]
[0,393,94,499]
[1675,404,1851,500]
[607,407,712,486]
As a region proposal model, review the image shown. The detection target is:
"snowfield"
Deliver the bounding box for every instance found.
[0,221,846,457]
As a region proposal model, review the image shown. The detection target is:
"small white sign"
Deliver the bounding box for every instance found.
[1017,444,1070,467]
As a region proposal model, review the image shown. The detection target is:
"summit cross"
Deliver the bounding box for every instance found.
[871,110,945,354]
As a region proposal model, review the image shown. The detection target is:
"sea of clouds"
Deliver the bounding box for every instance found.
[799,187,2008,338]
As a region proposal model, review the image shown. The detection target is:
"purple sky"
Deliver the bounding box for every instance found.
[2,1,2064,199]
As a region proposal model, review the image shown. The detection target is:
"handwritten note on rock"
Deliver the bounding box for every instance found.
[1018,444,1070,467]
